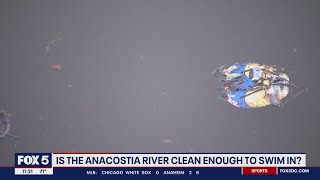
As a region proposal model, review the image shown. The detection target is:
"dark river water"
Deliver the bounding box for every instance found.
[0,0,319,166]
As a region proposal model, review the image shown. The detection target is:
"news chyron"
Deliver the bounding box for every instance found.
[15,153,53,175]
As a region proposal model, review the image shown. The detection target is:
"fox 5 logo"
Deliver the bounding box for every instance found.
[15,153,52,167]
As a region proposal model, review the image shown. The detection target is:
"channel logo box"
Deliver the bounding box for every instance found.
[15,153,52,168]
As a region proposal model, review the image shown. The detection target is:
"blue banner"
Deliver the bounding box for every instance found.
[1,167,319,179]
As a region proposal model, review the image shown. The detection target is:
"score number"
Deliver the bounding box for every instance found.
[189,170,200,175]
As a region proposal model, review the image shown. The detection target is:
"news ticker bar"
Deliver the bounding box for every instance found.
[13,167,312,176]
[14,153,308,176]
